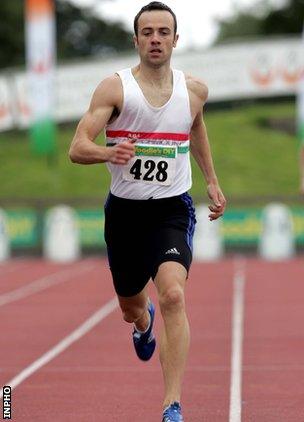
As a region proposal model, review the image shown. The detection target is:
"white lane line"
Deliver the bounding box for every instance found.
[229,257,246,422]
[0,261,95,308]
[0,297,118,398]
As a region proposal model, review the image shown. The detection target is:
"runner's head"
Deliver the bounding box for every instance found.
[134,2,177,37]
[133,2,179,67]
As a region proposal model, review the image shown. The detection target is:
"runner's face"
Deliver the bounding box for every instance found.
[134,11,178,67]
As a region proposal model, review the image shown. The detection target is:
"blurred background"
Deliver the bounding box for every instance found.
[0,0,303,260]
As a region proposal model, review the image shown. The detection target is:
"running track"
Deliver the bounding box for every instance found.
[0,256,304,421]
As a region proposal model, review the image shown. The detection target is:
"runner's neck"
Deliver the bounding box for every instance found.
[133,64,173,89]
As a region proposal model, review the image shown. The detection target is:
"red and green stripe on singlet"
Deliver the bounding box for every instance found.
[105,130,190,153]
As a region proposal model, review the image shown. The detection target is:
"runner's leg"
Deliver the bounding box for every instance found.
[154,261,189,408]
[118,287,150,331]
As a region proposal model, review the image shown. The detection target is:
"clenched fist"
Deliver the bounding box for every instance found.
[107,140,136,165]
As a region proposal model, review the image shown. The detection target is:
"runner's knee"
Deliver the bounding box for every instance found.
[159,287,185,314]
[121,304,146,323]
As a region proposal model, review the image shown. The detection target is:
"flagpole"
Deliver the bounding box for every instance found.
[25,0,57,160]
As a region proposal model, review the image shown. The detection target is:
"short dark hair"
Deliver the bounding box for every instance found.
[134,2,177,37]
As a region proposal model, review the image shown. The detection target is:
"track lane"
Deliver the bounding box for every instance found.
[0,258,114,385]
[183,260,234,421]
[0,259,90,295]
[3,259,235,421]
[0,260,95,307]
[242,258,304,422]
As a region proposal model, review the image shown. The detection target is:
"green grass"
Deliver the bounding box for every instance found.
[0,101,299,202]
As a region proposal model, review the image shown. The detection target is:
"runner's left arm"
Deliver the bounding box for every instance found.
[189,80,226,220]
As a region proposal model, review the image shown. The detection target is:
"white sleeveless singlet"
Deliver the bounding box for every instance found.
[105,68,192,200]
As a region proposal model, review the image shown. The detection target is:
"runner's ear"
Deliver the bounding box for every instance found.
[133,35,138,49]
[173,34,179,48]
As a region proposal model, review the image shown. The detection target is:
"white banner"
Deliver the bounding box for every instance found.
[1,37,303,132]
[174,38,304,100]
[0,78,14,130]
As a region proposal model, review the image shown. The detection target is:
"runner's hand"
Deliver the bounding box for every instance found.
[107,140,135,165]
[207,183,226,221]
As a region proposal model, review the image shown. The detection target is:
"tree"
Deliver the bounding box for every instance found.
[214,0,304,44]
[56,0,133,60]
[262,0,304,35]
[0,0,133,69]
[0,1,25,68]
[215,12,263,44]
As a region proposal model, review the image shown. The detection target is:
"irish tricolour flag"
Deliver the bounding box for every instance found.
[25,0,56,155]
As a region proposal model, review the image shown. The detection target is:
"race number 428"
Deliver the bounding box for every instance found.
[123,156,175,186]
[122,145,177,186]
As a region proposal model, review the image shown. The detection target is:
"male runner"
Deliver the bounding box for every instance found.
[69,2,226,421]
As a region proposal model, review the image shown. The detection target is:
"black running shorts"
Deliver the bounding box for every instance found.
[104,192,196,297]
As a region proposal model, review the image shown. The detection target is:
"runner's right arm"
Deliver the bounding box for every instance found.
[69,75,135,165]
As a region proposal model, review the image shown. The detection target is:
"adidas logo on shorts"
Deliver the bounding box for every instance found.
[165,247,180,255]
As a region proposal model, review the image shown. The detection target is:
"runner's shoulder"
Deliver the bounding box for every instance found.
[185,74,208,103]
[91,74,123,108]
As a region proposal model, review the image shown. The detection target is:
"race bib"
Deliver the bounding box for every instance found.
[122,144,177,186]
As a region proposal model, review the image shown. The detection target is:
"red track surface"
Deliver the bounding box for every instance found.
[0,256,304,421]
[243,259,304,422]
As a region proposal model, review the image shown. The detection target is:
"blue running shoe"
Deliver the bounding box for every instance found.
[132,301,156,361]
[162,402,184,422]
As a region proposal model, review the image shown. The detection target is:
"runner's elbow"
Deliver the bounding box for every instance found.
[68,146,77,163]
[69,143,82,163]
